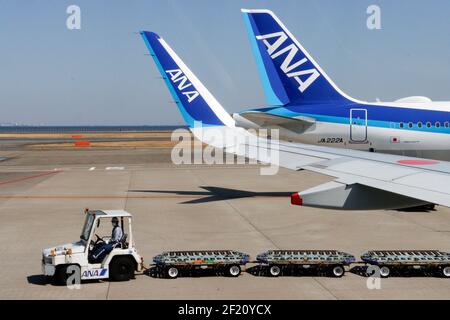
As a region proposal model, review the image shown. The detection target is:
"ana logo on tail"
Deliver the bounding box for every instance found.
[256,32,320,93]
[166,69,200,103]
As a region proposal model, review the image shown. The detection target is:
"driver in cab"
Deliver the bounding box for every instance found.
[89,217,123,263]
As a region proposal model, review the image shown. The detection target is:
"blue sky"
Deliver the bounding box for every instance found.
[0,0,449,125]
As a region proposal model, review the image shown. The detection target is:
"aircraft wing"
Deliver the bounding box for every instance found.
[140,30,450,211]
[192,126,450,210]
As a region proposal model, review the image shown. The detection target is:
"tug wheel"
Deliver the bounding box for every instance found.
[54,264,80,286]
[110,256,135,281]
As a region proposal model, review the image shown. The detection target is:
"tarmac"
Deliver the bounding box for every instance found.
[1,146,450,300]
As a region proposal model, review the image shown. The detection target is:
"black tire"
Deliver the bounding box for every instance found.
[54,264,80,286]
[109,256,135,282]
[331,265,345,278]
[269,265,281,277]
[380,266,391,278]
[227,265,241,277]
[166,266,179,279]
[442,266,450,278]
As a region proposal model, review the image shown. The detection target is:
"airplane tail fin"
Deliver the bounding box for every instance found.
[140,31,235,128]
[242,9,352,106]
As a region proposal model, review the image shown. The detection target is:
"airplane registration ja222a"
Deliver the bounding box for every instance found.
[140,9,450,211]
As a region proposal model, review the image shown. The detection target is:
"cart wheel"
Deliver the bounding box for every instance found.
[227,265,241,277]
[380,266,390,278]
[166,267,179,279]
[442,266,450,278]
[269,265,281,277]
[331,265,345,278]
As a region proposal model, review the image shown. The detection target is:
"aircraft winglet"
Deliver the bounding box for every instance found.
[140,31,235,128]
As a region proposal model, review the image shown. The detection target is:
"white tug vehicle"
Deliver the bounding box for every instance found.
[42,209,143,285]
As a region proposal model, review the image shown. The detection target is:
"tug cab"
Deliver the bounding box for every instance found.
[42,209,143,285]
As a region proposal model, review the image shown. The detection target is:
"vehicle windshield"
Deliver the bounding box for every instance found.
[80,213,95,241]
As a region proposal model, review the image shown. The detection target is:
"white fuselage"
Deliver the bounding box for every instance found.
[237,100,450,160]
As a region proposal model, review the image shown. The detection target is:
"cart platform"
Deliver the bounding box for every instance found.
[256,250,356,265]
[153,250,249,266]
[361,250,450,265]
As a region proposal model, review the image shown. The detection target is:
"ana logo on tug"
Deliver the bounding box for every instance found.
[256,31,320,93]
[82,268,107,278]
[165,69,200,103]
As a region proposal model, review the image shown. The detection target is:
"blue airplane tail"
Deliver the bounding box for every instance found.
[140,31,235,128]
[242,9,352,106]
